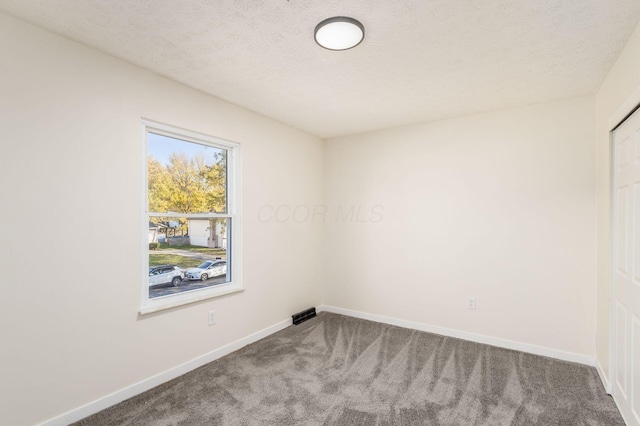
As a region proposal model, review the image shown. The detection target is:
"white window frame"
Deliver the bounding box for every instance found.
[140,119,242,314]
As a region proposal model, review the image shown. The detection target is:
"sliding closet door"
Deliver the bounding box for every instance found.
[612,108,640,426]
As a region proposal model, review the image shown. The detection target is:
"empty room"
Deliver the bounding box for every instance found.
[2,1,640,425]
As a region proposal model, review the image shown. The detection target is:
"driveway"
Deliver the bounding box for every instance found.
[149,274,228,298]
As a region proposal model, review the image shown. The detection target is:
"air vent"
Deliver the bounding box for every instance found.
[292,307,316,325]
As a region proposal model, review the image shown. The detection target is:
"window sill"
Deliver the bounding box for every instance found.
[139,285,243,315]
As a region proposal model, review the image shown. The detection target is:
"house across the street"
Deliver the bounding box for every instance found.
[187,218,227,249]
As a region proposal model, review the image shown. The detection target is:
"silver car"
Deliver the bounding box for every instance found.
[186,260,227,281]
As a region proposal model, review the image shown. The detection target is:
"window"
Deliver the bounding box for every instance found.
[141,120,241,313]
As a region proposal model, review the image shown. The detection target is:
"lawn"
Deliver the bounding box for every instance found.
[149,244,227,269]
[157,243,227,257]
[148,254,204,269]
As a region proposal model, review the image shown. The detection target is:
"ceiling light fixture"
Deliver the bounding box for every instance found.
[314,17,365,51]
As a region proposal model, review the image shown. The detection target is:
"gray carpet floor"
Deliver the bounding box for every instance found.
[75,312,624,425]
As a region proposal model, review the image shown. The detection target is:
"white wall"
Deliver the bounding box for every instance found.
[595,19,640,382]
[324,96,597,357]
[0,13,323,426]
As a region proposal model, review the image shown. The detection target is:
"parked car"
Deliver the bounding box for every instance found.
[186,260,227,281]
[149,265,184,287]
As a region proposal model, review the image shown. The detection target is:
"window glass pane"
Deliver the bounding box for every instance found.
[147,132,227,214]
[148,217,231,299]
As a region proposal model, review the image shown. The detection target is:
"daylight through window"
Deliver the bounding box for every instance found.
[142,121,240,313]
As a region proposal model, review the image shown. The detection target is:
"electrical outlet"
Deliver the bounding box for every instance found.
[208,310,217,325]
[467,297,476,310]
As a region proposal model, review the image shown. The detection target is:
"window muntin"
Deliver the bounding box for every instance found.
[142,121,240,313]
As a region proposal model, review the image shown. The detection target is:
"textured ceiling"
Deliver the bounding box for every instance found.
[0,1,639,138]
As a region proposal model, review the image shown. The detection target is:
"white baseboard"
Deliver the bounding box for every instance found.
[596,359,613,394]
[317,305,596,366]
[37,317,292,426]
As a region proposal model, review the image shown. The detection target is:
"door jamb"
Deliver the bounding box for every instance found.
[608,128,616,396]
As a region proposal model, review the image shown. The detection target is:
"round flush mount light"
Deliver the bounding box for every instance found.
[314,17,365,51]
